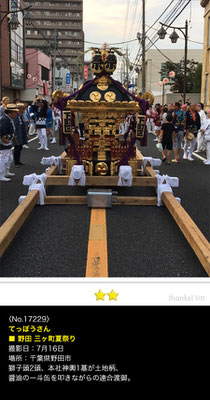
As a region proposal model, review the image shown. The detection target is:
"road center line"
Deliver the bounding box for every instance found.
[86,208,108,278]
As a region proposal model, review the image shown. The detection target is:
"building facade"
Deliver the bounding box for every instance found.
[137,49,203,94]
[0,0,26,101]
[24,0,84,91]
[137,48,203,104]
[20,49,52,102]
[201,0,210,110]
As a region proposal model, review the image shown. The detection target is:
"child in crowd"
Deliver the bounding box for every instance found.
[158,113,175,164]
[153,106,162,141]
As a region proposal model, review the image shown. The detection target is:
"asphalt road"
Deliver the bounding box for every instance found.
[0,132,209,277]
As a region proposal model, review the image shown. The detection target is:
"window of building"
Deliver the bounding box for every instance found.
[208,18,210,46]
[41,66,49,81]
[55,78,63,87]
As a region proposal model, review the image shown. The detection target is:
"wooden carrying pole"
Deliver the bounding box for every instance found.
[162,192,210,276]
[142,151,210,276]
[0,152,66,258]
[0,190,39,258]
[45,175,157,187]
[44,195,157,206]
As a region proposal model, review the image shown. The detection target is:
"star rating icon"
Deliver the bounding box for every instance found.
[95,289,106,301]
[95,290,119,301]
[107,289,119,301]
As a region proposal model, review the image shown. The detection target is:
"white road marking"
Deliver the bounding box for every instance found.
[192,152,207,162]
[11,135,38,150]
[28,135,38,143]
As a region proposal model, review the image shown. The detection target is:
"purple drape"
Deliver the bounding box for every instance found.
[54,77,97,111]
[68,134,83,165]
[119,136,137,168]
[110,77,148,114]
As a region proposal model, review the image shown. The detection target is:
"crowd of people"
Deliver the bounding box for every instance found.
[0,96,61,182]
[0,95,210,183]
[146,101,210,165]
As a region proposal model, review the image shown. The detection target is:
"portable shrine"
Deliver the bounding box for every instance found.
[52,43,154,179]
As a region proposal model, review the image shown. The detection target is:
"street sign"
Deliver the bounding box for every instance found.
[84,65,88,80]
[66,73,70,84]
[66,84,71,92]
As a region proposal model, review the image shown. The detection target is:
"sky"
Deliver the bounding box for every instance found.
[83,0,204,78]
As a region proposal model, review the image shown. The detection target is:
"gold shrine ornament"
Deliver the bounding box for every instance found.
[89,91,102,102]
[96,75,111,91]
[95,162,109,176]
[97,83,109,91]
[104,91,116,102]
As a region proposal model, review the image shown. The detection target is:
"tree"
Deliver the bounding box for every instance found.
[160,58,202,94]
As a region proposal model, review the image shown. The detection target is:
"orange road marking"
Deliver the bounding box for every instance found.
[86,208,108,277]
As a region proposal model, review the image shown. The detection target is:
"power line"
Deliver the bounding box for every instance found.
[146,37,176,64]
[127,0,139,41]
[145,0,192,56]
[129,0,193,80]
[122,0,131,43]
[84,38,138,46]
[130,0,178,74]
[169,0,191,25]
[145,0,175,35]
[145,0,184,52]
[128,2,143,57]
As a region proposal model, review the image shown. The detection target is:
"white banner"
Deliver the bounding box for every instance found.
[0,278,209,306]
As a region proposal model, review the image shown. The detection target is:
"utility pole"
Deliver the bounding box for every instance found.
[126,46,129,89]
[142,0,146,94]
[183,20,188,104]
[52,28,57,93]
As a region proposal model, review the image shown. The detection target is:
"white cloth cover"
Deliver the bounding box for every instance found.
[118,166,133,187]
[28,183,46,205]
[18,196,26,205]
[22,173,47,205]
[41,156,63,174]
[156,174,180,207]
[142,157,162,174]
[68,165,86,186]
[157,183,173,207]
[22,173,37,186]
[23,173,47,186]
